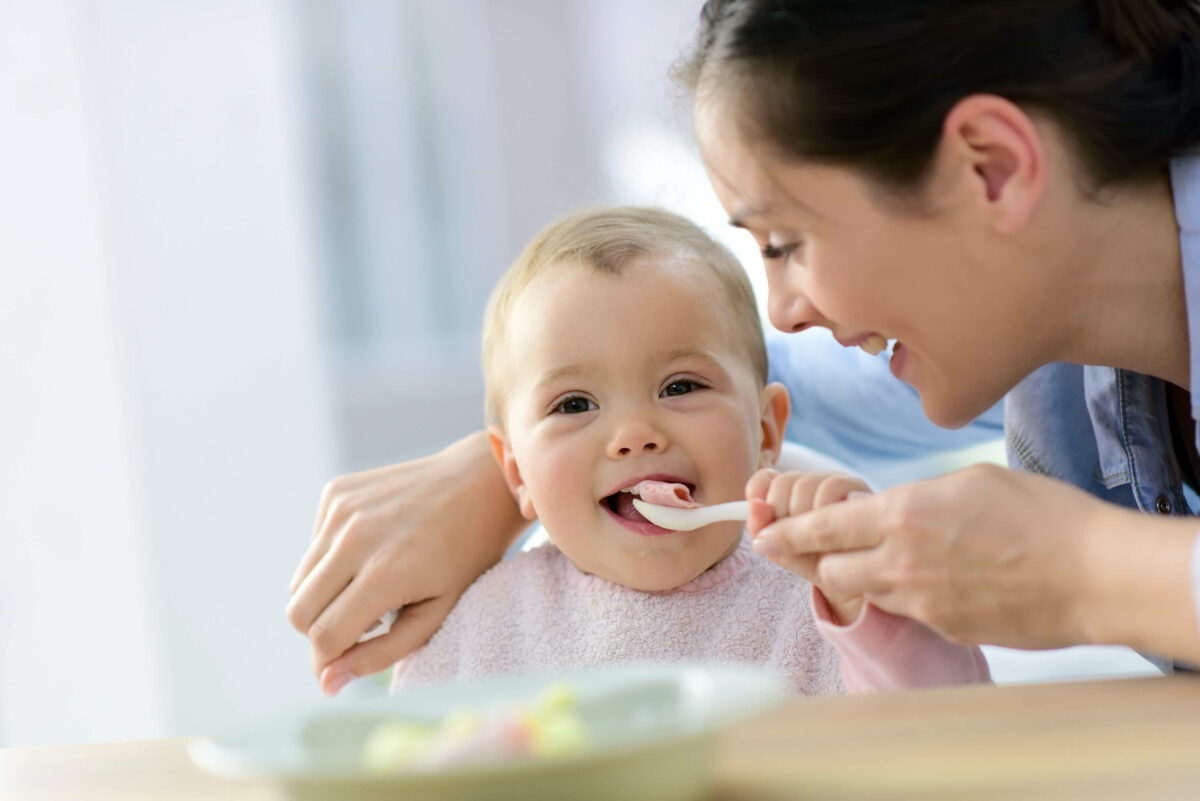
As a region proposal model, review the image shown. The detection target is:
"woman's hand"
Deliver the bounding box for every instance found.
[746,469,872,624]
[285,431,527,695]
[748,463,1200,658]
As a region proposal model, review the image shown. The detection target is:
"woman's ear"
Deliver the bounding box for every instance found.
[487,425,538,520]
[939,94,1046,234]
[757,382,791,469]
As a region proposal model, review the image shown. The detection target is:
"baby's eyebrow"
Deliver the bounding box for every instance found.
[658,348,725,370]
[532,364,587,392]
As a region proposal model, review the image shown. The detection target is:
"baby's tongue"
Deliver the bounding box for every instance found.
[633,481,699,508]
[611,491,649,522]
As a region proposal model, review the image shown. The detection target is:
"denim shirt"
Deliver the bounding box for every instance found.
[1004,155,1200,670]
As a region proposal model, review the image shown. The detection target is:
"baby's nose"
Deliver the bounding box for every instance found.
[607,418,668,458]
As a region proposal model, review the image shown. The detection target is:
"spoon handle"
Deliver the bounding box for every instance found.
[699,500,750,522]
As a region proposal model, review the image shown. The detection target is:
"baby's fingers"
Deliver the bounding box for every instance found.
[811,474,872,509]
[745,468,778,502]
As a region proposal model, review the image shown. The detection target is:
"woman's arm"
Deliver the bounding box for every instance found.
[285,430,527,695]
[751,463,1200,662]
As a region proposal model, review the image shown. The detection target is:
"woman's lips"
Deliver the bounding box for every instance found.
[889,341,907,380]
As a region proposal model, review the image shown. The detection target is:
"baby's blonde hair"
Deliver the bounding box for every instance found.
[482,206,768,424]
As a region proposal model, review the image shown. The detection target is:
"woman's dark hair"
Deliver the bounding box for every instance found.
[677,0,1200,193]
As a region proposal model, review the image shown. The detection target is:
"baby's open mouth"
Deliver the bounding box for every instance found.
[602,482,696,523]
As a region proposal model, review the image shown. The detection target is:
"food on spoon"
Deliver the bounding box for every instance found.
[624,480,699,508]
[362,683,588,773]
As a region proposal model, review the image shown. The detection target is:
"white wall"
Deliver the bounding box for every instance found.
[0,0,336,746]
[0,0,163,746]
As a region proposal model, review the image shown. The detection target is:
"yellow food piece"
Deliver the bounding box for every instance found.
[362,721,435,773]
[361,683,588,771]
[525,684,588,757]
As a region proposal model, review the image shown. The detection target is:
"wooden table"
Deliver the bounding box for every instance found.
[3,675,1200,800]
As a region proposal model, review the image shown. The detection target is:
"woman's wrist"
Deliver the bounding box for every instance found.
[1075,507,1200,662]
[443,430,529,551]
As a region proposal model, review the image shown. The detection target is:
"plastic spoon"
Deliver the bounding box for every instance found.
[631,498,750,531]
[358,608,399,644]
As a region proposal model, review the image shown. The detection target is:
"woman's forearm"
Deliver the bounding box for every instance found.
[1077,509,1200,663]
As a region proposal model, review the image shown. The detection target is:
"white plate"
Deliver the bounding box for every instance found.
[189,662,789,801]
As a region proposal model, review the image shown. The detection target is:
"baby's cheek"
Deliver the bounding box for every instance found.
[703,414,761,484]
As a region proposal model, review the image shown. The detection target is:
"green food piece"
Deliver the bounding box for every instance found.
[361,683,589,771]
[361,721,435,773]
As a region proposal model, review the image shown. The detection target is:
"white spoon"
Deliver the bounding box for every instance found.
[631,498,750,531]
[358,608,399,644]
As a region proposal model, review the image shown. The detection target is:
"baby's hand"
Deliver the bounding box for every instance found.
[745,469,871,624]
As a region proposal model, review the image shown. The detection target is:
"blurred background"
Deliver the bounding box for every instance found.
[0,0,1156,749]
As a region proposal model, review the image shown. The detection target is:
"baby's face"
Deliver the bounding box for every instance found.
[492,255,778,591]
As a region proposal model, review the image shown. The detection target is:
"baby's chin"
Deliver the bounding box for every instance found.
[579,534,743,592]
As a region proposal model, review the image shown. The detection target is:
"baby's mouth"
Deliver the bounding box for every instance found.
[602,482,697,523]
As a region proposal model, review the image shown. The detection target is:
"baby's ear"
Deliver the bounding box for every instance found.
[757,382,791,469]
[487,425,538,520]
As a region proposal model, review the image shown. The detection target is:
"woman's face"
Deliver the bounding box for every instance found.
[694,97,1043,429]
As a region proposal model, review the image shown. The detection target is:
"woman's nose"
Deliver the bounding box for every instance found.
[606,415,668,458]
[766,270,819,334]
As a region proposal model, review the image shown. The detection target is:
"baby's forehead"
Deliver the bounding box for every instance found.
[531,251,728,297]
[507,259,753,365]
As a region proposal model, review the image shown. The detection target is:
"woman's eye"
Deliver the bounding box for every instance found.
[552,396,597,415]
[661,379,704,397]
[761,242,801,261]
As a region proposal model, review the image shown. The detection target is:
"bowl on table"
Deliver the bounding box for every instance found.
[189,661,790,801]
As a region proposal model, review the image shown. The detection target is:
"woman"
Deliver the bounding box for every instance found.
[288,0,1200,695]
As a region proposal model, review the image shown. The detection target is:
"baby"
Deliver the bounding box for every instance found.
[391,207,989,694]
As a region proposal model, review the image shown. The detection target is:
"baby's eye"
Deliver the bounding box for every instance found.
[661,379,705,397]
[552,395,597,415]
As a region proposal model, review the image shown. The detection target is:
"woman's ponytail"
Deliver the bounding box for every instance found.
[1094,0,1200,61]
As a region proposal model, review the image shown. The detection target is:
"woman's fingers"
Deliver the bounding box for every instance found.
[285,547,359,638]
[303,560,418,678]
[285,432,526,687]
[318,593,458,695]
[756,492,887,556]
[290,478,361,594]
[812,547,896,601]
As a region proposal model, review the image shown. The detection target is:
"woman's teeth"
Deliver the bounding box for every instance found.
[859,334,888,356]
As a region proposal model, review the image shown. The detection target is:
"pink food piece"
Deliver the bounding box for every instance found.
[632,480,699,508]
